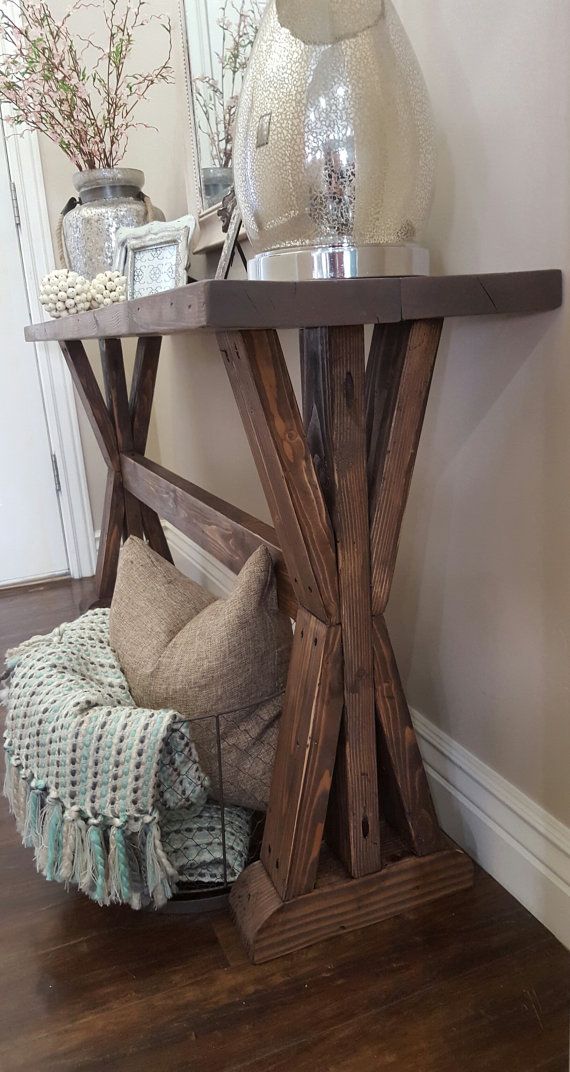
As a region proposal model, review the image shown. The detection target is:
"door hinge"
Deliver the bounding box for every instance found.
[10,181,21,228]
[51,453,62,494]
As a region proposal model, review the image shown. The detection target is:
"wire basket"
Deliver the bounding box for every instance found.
[156,699,279,913]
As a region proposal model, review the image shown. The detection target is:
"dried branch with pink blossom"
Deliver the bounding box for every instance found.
[193,0,264,170]
[0,0,173,170]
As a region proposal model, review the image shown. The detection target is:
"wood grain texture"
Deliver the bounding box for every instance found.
[401,270,563,321]
[127,335,172,558]
[26,271,562,341]
[260,609,344,899]
[219,330,339,624]
[60,340,118,471]
[129,336,162,454]
[99,338,144,539]
[2,578,569,1072]
[368,319,443,616]
[231,846,475,964]
[96,470,124,602]
[98,338,113,409]
[301,326,381,878]
[239,936,570,1072]
[121,454,297,618]
[99,339,131,453]
[365,321,412,489]
[139,503,173,562]
[372,615,442,855]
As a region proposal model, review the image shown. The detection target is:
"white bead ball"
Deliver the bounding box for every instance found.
[90,272,128,310]
[39,269,92,319]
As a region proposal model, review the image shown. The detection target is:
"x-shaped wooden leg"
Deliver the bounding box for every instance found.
[220,320,446,903]
[59,336,171,603]
[366,320,444,856]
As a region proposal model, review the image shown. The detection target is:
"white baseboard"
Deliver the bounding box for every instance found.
[412,710,570,950]
[162,522,237,598]
[96,523,237,599]
[110,520,570,949]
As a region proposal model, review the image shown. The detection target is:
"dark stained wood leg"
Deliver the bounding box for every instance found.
[365,321,412,490]
[218,328,346,898]
[260,609,344,900]
[127,336,173,561]
[365,319,444,854]
[95,470,124,604]
[218,329,339,625]
[372,615,442,855]
[129,336,162,454]
[60,341,119,472]
[98,338,113,410]
[139,502,173,561]
[99,338,144,540]
[301,326,381,879]
[367,319,443,616]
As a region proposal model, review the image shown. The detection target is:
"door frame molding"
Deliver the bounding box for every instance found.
[3,123,96,579]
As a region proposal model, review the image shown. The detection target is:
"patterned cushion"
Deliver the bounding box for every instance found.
[161,803,253,886]
[109,538,293,811]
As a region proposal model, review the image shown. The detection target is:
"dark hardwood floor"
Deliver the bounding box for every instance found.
[0,577,568,1072]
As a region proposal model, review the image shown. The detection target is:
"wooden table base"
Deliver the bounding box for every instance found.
[25,272,562,963]
[220,320,474,959]
[231,844,474,964]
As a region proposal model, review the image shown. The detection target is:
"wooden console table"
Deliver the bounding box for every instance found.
[27,270,562,962]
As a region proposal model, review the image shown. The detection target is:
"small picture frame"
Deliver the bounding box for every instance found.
[113,215,197,300]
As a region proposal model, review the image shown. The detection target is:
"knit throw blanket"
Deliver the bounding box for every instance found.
[2,609,248,909]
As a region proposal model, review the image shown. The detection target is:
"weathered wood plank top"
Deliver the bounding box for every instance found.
[25,270,562,341]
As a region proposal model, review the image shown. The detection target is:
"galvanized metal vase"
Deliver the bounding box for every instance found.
[234,0,436,280]
[61,168,165,279]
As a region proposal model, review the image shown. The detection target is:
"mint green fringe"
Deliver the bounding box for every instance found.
[3,756,178,909]
[45,799,64,882]
[88,824,107,904]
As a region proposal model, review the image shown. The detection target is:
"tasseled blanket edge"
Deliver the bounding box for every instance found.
[3,746,179,910]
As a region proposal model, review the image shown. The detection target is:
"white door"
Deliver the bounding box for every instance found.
[0,122,69,585]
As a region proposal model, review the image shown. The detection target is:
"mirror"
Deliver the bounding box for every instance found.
[179,0,266,250]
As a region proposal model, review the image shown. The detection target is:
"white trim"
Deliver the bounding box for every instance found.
[194,204,226,253]
[162,522,237,597]
[3,127,96,578]
[95,521,236,598]
[1,567,69,589]
[412,708,570,950]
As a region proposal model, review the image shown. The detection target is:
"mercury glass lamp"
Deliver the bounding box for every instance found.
[233,0,436,280]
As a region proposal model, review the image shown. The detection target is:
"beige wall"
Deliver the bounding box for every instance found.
[391,0,570,826]
[39,0,570,826]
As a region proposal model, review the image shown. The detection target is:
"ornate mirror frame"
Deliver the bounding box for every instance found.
[176,0,232,253]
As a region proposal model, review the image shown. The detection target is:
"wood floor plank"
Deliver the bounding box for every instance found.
[0,887,558,1072]
[0,578,568,1072]
[239,944,570,1072]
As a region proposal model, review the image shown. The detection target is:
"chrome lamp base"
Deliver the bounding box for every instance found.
[247,243,430,281]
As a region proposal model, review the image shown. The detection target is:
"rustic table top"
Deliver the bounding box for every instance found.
[25,271,562,342]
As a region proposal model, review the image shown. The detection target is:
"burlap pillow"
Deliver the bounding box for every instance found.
[109,537,292,811]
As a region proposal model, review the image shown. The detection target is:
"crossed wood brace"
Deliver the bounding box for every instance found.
[59,319,473,958]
